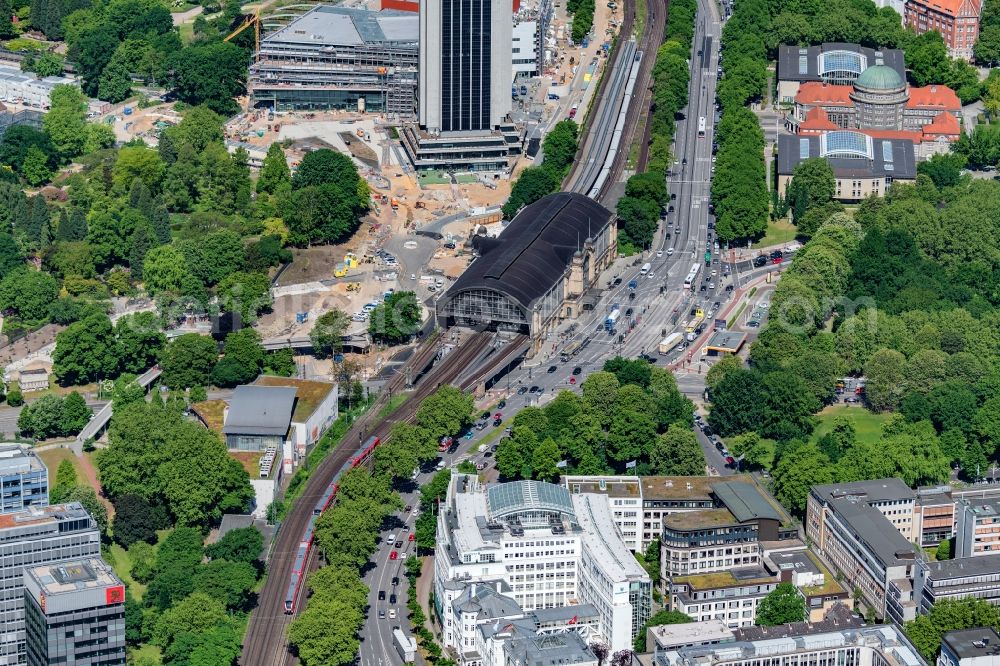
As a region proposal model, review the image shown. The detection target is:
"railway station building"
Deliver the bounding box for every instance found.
[436,193,617,355]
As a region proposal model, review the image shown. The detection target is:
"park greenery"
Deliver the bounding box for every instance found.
[710,175,1000,512]
[566,0,594,43]
[755,583,806,626]
[905,598,1000,660]
[495,358,697,480]
[503,120,579,220]
[16,391,90,438]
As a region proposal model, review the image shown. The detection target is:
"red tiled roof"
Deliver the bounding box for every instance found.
[799,107,839,132]
[923,111,961,136]
[795,82,854,107]
[859,129,925,143]
[907,0,981,18]
[906,85,961,111]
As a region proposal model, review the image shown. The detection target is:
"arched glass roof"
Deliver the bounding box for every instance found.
[819,50,867,77]
[486,481,576,522]
[820,131,873,160]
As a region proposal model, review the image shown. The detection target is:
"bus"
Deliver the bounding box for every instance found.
[683,263,700,289]
[698,116,706,137]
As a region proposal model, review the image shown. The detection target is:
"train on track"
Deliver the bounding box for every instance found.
[283,434,381,613]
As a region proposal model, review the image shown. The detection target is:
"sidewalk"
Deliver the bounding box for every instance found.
[415,555,437,637]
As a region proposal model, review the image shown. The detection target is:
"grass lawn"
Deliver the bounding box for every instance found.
[417,171,450,185]
[752,219,798,249]
[811,405,891,446]
[35,447,78,488]
[129,644,162,664]
[110,543,146,600]
[178,21,195,44]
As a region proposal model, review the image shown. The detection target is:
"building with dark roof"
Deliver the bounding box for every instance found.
[807,479,920,625]
[777,131,916,203]
[776,43,905,103]
[914,555,1000,613]
[939,628,1000,666]
[222,385,298,452]
[436,193,617,353]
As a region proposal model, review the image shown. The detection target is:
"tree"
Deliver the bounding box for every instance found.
[21,145,52,186]
[502,166,558,219]
[53,312,119,385]
[976,25,1000,66]
[219,328,265,380]
[756,582,806,626]
[152,592,228,648]
[142,245,199,296]
[62,391,91,433]
[728,431,776,470]
[257,142,291,194]
[708,368,764,436]
[57,208,88,242]
[918,152,968,189]
[865,348,907,412]
[532,437,562,481]
[205,526,263,565]
[191,559,257,610]
[289,595,365,666]
[786,158,835,228]
[128,220,153,281]
[310,310,349,357]
[936,537,952,561]
[904,598,1000,661]
[168,42,247,115]
[906,31,952,86]
[112,145,165,193]
[541,120,579,177]
[84,123,116,154]
[650,424,706,475]
[772,442,835,514]
[369,291,422,344]
[50,459,79,503]
[0,268,58,322]
[415,385,474,441]
[43,85,88,158]
[111,494,160,547]
[616,195,660,249]
[160,333,218,390]
[116,311,166,374]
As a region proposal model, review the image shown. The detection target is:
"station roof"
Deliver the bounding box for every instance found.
[442,193,614,314]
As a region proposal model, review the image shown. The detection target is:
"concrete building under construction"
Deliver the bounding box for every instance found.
[249,6,418,117]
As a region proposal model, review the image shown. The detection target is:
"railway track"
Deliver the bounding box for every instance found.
[608,0,665,182]
[241,331,496,666]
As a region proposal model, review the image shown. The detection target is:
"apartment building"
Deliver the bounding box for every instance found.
[23,558,125,666]
[656,625,926,666]
[0,503,101,665]
[914,555,1000,612]
[806,479,920,624]
[562,475,793,552]
[434,476,650,653]
[915,486,956,547]
[0,445,47,515]
[905,0,982,61]
[956,499,1000,558]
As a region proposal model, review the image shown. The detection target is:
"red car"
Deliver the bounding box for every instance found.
[772,256,783,264]
[725,456,736,465]
[569,377,577,384]
[493,412,502,420]
[390,551,398,560]
[409,533,415,542]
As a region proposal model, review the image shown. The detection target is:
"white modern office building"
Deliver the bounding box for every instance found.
[0,445,47,515]
[434,476,651,654]
[656,625,926,666]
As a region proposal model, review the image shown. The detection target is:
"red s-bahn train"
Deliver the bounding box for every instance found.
[284,435,380,613]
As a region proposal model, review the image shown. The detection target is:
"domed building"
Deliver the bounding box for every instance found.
[850,64,908,130]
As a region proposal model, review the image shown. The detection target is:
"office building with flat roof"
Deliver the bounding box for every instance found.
[562,475,794,552]
[656,625,926,666]
[915,485,956,547]
[807,479,920,624]
[938,628,1000,666]
[23,558,125,666]
[0,503,101,665]
[434,475,650,653]
[956,498,1000,558]
[0,444,47,514]
[646,619,735,654]
[914,555,1000,613]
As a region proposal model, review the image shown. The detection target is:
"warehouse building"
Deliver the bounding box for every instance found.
[436,193,616,354]
[249,6,419,116]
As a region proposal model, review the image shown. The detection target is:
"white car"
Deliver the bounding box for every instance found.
[400,552,408,560]
[759,302,769,308]
[387,534,396,543]
[656,250,663,258]
[708,282,716,289]
[389,609,397,619]
[667,248,674,256]
[711,269,717,276]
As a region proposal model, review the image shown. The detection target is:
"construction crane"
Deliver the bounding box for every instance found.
[224,8,260,52]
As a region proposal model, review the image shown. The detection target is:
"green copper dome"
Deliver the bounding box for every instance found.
[855,65,904,91]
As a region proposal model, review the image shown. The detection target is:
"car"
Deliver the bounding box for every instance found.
[715,441,725,451]
[772,256,783,264]
[747,320,760,328]
[758,302,769,309]
[725,456,736,465]
[697,49,703,55]
[498,399,506,409]
[493,412,503,419]
[629,292,636,300]
[475,422,487,431]
[392,576,400,586]
[405,505,412,512]
[400,552,408,560]
[675,227,681,235]
[409,533,415,541]
[682,158,687,165]
[667,205,675,212]
[708,282,716,289]
[389,609,397,619]
[493,418,502,427]
[490,444,498,452]
[484,451,493,457]
[395,540,403,548]
[671,192,677,199]
[702,425,714,436]
[725,285,734,292]
[572,366,582,375]
[711,269,717,276]
[667,247,674,256]
[379,609,386,619]
[656,250,663,257]
[390,551,398,560]
[751,311,762,319]
[476,461,487,470]
[753,255,768,267]
[700,284,707,291]
[481,410,491,420]
[390,593,397,604]
[625,307,633,317]
[547,365,558,373]
[387,533,396,542]
[379,590,386,600]
[517,386,528,395]
[529,385,541,393]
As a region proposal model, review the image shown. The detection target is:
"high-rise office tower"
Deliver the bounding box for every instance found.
[419,0,512,133]
[24,558,126,666]
[0,503,100,665]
